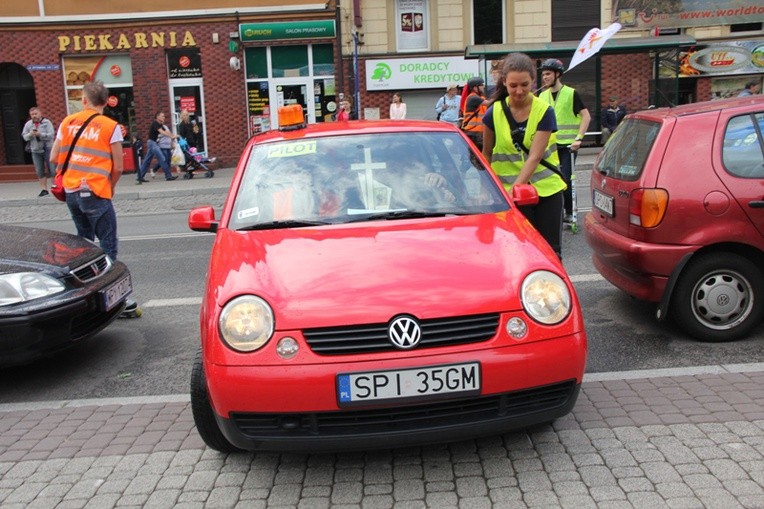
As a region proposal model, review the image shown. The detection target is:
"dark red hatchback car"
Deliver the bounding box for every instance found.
[585,96,764,342]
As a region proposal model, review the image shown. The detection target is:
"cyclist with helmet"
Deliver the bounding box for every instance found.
[537,58,590,224]
[461,76,488,150]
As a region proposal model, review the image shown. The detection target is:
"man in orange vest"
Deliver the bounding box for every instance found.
[461,77,488,150]
[49,80,138,316]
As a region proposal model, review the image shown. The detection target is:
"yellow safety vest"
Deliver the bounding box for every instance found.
[490,95,566,198]
[538,85,580,146]
[59,110,119,199]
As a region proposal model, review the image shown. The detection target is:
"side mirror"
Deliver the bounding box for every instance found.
[511,184,539,207]
[188,206,218,233]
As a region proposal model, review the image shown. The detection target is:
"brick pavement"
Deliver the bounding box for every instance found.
[2,366,764,508]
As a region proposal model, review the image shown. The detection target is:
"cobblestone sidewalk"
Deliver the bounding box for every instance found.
[1,368,764,508]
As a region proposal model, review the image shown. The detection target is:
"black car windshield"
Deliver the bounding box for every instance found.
[229,132,509,230]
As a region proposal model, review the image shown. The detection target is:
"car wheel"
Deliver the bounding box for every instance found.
[671,253,764,342]
[190,350,241,453]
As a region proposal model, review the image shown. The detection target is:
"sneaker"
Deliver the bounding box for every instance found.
[150,170,156,179]
[124,299,138,312]
[38,189,49,197]
[166,176,178,181]
[563,214,575,224]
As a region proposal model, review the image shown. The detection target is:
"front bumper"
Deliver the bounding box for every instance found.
[207,333,586,452]
[0,262,130,367]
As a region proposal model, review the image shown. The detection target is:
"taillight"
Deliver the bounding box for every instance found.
[629,188,668,227]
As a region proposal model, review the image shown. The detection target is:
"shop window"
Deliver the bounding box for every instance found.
[472,0,503,44]
[271,45,309,77]
[245,47,268,79]
[62,55,135,134]
[312,44,334,76]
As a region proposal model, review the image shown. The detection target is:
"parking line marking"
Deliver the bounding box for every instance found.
[143,297,202,308]
[570,273,605,282]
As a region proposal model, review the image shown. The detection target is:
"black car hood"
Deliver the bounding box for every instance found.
[0,224,103,275]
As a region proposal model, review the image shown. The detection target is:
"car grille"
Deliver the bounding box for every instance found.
[70,302,123,340]
[303,313,500,355]
[231,381,577,438]
[71,255,111,283]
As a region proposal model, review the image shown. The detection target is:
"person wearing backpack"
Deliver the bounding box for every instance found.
[461,77,488,150]
[435,84,460,124]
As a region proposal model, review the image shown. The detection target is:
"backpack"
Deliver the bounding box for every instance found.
[435,95,447,120]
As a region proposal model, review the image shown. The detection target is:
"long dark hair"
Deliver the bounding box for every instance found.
[489,53,537,105]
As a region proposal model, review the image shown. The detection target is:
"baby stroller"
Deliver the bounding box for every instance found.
[178,138,215,179]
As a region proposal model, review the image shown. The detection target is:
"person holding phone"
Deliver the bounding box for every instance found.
[22,107,56,197]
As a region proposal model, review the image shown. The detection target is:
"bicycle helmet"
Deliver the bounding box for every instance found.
[467,76,485,90]
[540,58,565,74]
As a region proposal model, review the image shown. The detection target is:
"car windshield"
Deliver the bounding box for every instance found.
[597,118,660,181]
[229,131,509,230]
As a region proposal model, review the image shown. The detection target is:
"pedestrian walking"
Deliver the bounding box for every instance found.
[137,112,178,183]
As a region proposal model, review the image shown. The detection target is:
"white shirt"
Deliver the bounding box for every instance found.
[390,102,407,120]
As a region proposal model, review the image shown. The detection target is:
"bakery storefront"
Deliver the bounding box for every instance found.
[0,7,341,175]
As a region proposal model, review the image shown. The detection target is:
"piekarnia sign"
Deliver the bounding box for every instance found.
[58,31,197,52]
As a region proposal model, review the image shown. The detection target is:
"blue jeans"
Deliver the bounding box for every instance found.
[66,190,119,260]
[153,148,172,171]
[139,139,172,180]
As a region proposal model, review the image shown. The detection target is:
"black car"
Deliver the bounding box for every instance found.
[0,224,132,367]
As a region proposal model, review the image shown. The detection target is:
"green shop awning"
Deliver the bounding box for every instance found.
[465,34,696,59]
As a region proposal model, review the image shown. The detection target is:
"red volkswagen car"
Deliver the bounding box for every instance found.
[188,108,587,452]
[586,96,764,342]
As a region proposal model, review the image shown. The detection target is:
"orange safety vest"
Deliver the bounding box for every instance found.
[59,109,119,199]
[461,93,486,133]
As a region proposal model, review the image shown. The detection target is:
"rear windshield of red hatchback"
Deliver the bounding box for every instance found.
[598,119,661,182]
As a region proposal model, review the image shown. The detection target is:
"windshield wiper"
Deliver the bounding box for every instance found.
[348,210,461,222]
[237,219,330,231]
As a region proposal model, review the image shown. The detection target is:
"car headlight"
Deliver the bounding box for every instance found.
[0,272,66,306]
[521,270,571,325]
[219,295,275,352]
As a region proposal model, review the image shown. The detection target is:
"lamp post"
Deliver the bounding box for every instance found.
[353,30,360,119]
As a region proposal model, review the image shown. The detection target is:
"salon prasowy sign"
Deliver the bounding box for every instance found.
[366,56,479,91]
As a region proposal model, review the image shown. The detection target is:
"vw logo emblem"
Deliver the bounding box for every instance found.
[388,316,422,349]
[601,178,607,189]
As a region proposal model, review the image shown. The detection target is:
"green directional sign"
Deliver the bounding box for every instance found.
[240,20,336,42]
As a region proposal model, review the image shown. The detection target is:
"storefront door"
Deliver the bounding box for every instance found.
[271,79,313,129]
[170,79,206,152]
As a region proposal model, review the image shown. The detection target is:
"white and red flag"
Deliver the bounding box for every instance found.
[568,23,622,72]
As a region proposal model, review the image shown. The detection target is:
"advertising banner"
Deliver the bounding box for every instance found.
[669,40,764,77]
[614,0,764,30]
[366,56,479,91]
[396,0,428,51]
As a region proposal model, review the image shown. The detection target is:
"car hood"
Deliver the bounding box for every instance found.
[0,224,101,275]
[208,213,562,329]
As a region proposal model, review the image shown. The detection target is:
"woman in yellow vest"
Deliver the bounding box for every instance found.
[482,53,567,259]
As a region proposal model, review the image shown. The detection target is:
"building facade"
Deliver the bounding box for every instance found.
[0,1,762,176]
